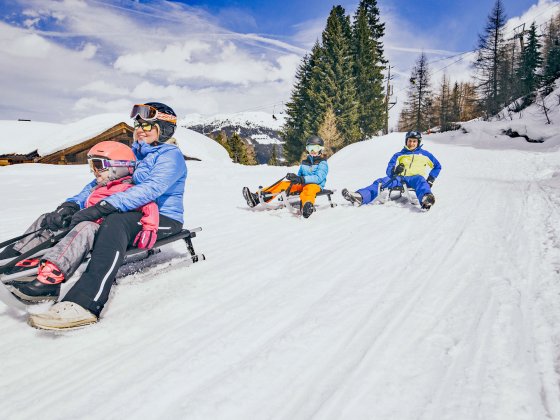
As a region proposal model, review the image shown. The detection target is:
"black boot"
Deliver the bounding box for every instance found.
[302,202,315,219]
[421,193,435,210]
[10,279,60,303]
[243,187,259,208]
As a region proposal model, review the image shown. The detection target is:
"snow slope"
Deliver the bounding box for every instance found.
[0,121,560,419]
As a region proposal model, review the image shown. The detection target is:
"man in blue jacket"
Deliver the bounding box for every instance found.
[342,131,441,210]
[28,102,187,330]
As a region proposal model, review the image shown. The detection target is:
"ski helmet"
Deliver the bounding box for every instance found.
[404,130,422,150]
[130,102,177,143]
[306,135,324,147]
[87,141,136,180]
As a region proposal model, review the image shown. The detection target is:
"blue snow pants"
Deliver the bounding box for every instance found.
[356,175,432,205]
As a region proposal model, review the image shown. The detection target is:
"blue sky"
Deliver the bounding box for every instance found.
[175,0,550,49]
[0,0,558,125]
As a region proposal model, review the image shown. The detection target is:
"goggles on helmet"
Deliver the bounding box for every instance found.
[130,104,177,124]
[88,157,135,173]
[306,144,324,154]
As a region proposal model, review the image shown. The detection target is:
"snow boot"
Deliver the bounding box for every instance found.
[421,193,435,210]
[243,187,259,208]
[302,202,315,219]
[9,279,60,303]
[37,261,65,284]
[342,188,363,206]
[28,302,98,330]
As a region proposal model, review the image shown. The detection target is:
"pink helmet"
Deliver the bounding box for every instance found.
[87,141,135,180]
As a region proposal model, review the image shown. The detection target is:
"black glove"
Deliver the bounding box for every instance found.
[393,164,405,176]
[427,176,435,187]
[68,201,118,229]
[41,201,80,231]
[286,173,305,184]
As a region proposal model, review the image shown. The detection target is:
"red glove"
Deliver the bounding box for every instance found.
[133,229,157,250]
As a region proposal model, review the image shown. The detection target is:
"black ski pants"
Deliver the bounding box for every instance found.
[62,211,182,317]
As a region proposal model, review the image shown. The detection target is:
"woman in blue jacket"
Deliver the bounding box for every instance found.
[30,102,187,330]
[342,131,441,210]
[243,135,328,218]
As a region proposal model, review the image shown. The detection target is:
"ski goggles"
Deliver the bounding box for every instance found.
[306,144,324,154]
[133,120,156,132]
[88,158,135,173]
[130,104,177,124]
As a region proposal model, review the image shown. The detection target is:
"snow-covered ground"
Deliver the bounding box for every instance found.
[1,114,560,419]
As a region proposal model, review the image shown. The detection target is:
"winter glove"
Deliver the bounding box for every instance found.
[393,163,405,176]
[133,229,158,250]
[41,201,80,231]
[68,201,118,229]
[426,176,435,188]
[286,173,305,184]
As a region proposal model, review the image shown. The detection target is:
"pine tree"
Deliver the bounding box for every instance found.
[268,145,279,165]
[434,74,453,132]
[214,131,231,155]
[244,141,258,165]
[516,22,543,97]
[450,82,461,124]
[227,132,247,164]
[398,53,433,132]
[283,44,325,164]
[318,107,343,156]
[319,6,360,146]
[352,4,385,138]
[358,0,386,64]
[474,0,508,117]
[543,13,560,87]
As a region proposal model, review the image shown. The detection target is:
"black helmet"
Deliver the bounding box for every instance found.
[306,135,324,147]
[405,130,422,149]
[131,102,177,143]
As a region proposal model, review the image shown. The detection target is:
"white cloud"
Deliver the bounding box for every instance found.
[1,0,303,123]
[3,0,558,129]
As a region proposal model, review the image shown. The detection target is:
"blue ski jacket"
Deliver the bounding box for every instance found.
[67,141,187,224]
[385,145,441,180]
[297,155,328,188]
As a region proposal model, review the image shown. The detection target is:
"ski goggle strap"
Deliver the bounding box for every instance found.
[130,104,177,124]
[306,144,324,153]
[88,158,135,173]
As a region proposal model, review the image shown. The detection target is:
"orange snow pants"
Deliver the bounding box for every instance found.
[263,181,321,205]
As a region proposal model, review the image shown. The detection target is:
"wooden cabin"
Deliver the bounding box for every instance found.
[0,151,40,166]
[37,122,133,165]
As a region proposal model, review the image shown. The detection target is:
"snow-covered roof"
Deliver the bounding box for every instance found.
[0,113,233,163]
[0,113,126,156]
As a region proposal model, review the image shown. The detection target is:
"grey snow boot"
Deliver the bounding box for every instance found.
[421,193,435,210]
[342,188,363,206]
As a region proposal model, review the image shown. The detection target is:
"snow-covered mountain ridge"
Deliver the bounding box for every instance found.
[184,111,286,163]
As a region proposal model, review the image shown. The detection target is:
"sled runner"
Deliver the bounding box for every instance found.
[375,182,420,206]
[255,183,337,215]
[0,227,205,310]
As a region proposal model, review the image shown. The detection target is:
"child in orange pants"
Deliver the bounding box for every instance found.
[243,135,328,218]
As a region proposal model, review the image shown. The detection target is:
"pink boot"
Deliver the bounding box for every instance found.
[37,261,65,284]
